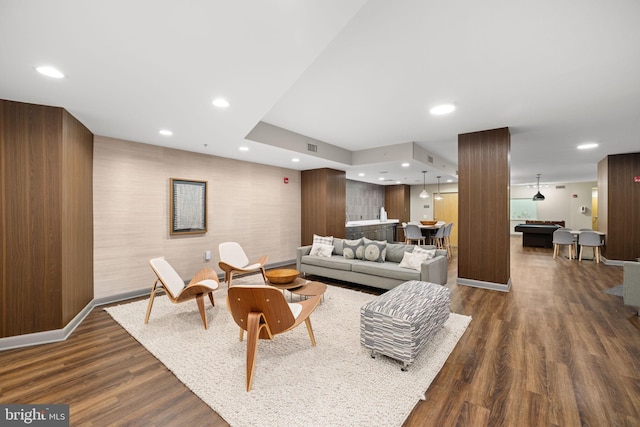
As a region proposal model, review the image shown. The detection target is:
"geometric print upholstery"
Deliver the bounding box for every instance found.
[360,280,450,368]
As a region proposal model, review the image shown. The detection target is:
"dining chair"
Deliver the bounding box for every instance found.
[227,285,321,391]
[429,225,445,249]
[578,231,604,263]
[218,242,268,287]
[146,257,220,329]
[552,229,575,259]
[442,223,454,259]
[404,224,425,245]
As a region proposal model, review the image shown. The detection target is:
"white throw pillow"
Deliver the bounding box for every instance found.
[398,252,422,271]
[310,243,334,257]
[313,234,333,246]
[413,246,436,259]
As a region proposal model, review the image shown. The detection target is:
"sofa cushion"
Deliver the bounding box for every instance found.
[332,238,344,256]
[363,240,387,262]
[301,254,353,271]
[343,238,365,260]
[352,260,420,281]
[386,243,413,263]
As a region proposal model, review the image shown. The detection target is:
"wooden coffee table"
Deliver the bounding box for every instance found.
[290,281,327,302]
[267,276,306,291]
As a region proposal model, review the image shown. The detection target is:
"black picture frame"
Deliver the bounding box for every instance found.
[170,178,207,235]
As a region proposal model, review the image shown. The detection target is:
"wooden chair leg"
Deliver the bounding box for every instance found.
[579,245,583,261]
[196,294,208,330]
[260,267,268,285]
[144,281,159,324]
[304,318,317,347]
[208,292,215,307]
[228,272,235,288]
[245,312,270,392]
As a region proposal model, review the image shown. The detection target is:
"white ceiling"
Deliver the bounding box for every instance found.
[2,0,639,187]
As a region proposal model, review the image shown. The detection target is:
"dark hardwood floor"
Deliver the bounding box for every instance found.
[1,237,639,426]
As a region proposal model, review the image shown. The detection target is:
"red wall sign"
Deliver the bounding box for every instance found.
[284,177,289,184]
[634,176,640,183]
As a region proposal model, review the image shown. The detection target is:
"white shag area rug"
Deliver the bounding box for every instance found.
[105,278,471,427]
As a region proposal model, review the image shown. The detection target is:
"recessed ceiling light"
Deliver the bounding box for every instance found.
[159,129,173,136]
[378,177,385,181]
[401,162,410,167]
[292,158,300,162]
[212,98,230,108]
[358,173,365,177]
[447,179,452,183]
[577,143,599,150]
[396,181,402,184]
[430,104,455,115]
[36,66,64,79]
[239,146,249,151]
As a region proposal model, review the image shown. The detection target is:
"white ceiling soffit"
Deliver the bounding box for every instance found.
[246,122,458,183]
[1,1,640,187]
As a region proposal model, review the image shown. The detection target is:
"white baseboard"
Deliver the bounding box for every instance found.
[0,260,295,351]
[456,277,512,292]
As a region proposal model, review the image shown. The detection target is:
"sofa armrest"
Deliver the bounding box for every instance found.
[296,245,312,271]
[420,255,448,285]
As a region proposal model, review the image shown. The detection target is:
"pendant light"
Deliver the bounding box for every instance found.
[532,173,545,201]
[435,176,443,200]
[419,171,430,199]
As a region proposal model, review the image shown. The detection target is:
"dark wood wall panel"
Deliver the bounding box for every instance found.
[385,185,410,223]
[0,99,93,338]
[599,153,640,261]
[458,127,511,285]
[1,101,63,336]
[301,168,345,246]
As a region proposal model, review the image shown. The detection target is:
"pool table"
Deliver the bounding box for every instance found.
[514,224,561,248]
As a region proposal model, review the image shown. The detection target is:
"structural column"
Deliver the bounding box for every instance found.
[457,127,511,291]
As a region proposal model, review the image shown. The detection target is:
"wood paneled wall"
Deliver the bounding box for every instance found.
[385,185,410,223]
[301,168,346,245]
[598,153,640,261]
[0,100,93,338]
[458,127,511,288]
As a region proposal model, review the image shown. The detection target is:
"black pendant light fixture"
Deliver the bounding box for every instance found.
[532,173,545,201]
[419,171,429,199]
[435,176,443,200]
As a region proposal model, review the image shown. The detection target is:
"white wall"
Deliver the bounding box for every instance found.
[409,183,458,222]
[93,136,301,299]
[406,180,596,231]
[510,181,596,232]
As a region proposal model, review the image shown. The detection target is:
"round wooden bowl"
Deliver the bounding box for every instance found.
[265,269,300,284]
[420,220,437,226]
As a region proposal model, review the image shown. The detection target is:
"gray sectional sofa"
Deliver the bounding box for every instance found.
[296,238,448,290]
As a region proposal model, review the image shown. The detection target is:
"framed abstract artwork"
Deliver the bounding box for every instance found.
[170,178,207,235]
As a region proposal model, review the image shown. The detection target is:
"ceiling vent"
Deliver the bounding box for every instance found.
[427,155,434,164]
[555,185,565,189]
[307,142,318,153]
